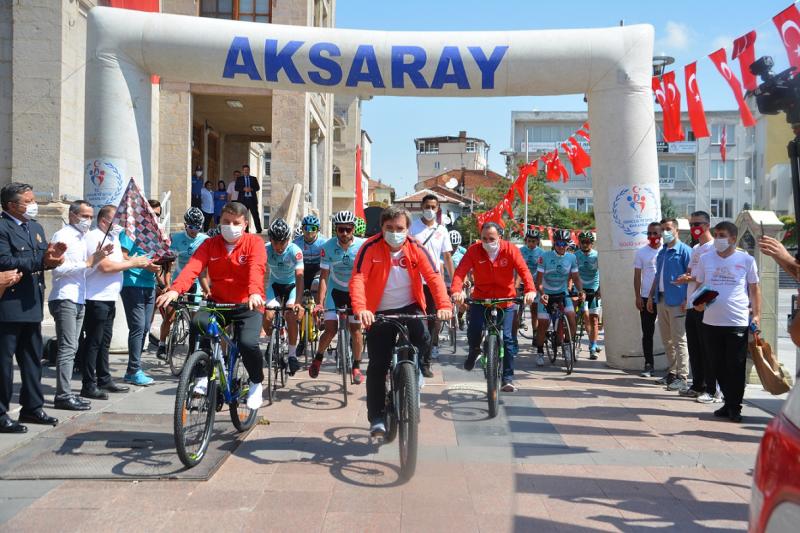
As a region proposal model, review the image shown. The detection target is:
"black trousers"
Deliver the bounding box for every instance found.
[703,324,748,412]
[240,197,262,233]
[686,309,716,394]
[0,322,44,417]
[79,300,116,389]
[639,296,657,366]
[202,212,213,232]
[194,307,264,384]
[422,284,438,362]
[366,304,429,423]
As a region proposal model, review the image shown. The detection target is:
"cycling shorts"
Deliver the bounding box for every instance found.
[323,288,359,324]
[303,264,321,292]
[538,293,575,320]
[580,289,602,314]
[266,282,296,309]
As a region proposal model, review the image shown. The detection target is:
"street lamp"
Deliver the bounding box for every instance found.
[499,149,515,178]
[652,55,675,78]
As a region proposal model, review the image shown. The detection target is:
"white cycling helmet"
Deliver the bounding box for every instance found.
[448,230,462,247]
[332,210,356,225]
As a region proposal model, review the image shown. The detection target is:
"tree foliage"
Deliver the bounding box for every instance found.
[660,193,678,219]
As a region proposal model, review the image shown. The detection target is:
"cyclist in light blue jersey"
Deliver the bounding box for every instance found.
[535,229,584,366]
[574,231,602,358]
[308,210,365,383]
[263,218,304,375]
[293,214,327,293]
[518,227,545,338]
[444,230,468,329]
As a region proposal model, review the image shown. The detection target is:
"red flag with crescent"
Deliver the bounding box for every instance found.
[663,71,685,141]
[708,48,756,127]
[774,5,800,74]
[732,31,758,91]
[684,62,710,138]
[652,75,683,142]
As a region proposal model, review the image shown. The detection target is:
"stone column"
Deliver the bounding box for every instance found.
[157,88,192,226]
[310,130,319,210]
[270,90,308,219]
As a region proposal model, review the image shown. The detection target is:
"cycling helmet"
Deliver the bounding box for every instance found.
[354,216,366,237]
[301,214,320,228]
[553,229,572,243]
[578,230,595,242]
[268,218,291,241]
[294,225,303,238]
[184,207,204,228]
[449,230,462,247]
[206,226,220,238]
[525,227,541,239]
[331,210,357,226]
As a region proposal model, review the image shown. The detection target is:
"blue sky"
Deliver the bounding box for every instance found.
[336,0,797,197]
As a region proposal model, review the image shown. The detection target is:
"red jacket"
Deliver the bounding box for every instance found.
[451,240,535,303]
[349,234,451,315]
[171,233,266,303]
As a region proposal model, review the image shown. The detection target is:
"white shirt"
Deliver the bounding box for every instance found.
[227,180,238,202]
[48,225,91,304]
[410,218,450,284]
[377,250,415,311]
[633,244,659,298]
[694,249,759,327]
[85,228,124,301]
[200,188,214,214]
[687,240,715,297]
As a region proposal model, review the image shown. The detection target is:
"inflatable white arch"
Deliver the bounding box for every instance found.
[84,7,661,369]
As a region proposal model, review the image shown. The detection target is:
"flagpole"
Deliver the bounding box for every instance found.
[524,130,529,232]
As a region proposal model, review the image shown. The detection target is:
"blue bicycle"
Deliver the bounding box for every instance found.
[173,302,258,468]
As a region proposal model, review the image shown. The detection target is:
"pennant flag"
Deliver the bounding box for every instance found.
[720,126,727,163]
[663,71,685,141]
[652,75,683,142]
[684,62,710,138]
[575,128,590,142]
[111,178,172,260]
[773,4,800,73]
[500,191,515,217]
[708,48,756,127]
[512,163,533,201]
[354,146,365,218]
[732,31,758,91]
[569,137,591,173]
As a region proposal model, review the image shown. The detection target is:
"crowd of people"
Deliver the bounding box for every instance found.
[0,177,778,435]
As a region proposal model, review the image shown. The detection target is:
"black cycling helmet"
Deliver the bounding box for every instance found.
[184,207,204,228]
[525,227,541,239]
[268,218,291,241]
[553,229,571,243]
[578,230,595,243]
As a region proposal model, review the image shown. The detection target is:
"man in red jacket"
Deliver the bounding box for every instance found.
[451,222,536,392]
[157,202,267,410]
[350,206,452,436]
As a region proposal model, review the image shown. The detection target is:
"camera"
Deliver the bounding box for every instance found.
[751,56,800,124]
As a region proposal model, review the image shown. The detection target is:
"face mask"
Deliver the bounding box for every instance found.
[110,224,123,237]
[195,171,202,177]
[384,230,407,248]
[421,209,436,221]
[648,236,661,247]
[690,226,704,240]
[220,224,243,243]
[482,241,500,254]
[75,218,92,233]
[662,230,675,244]
[714,238,732,253]
[23,202,38,220]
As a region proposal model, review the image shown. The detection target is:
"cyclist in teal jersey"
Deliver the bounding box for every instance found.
[574,231,602,358]
[535,229,584,366]
[308,211,366,383]
[518,227,545,336]
[445,230,468,328]
[293,214,327,293]
[263,218,304,375]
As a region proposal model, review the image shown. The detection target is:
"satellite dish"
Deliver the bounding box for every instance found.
[445,177,459,189]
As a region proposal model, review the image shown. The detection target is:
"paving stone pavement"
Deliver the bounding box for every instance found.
[0,325,773,532]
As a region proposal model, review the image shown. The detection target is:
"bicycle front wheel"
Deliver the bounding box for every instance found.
[396,363,419,480]
[265,339,274,405]
[229,354,258,432]
[546,329,557,364]
[563,319,575,375]
[449,316,457,353]
[174,350,217,468]
[168,310,191,376]
[338,325,350,406]
[485,335,500,418]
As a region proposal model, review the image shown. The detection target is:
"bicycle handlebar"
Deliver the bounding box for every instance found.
[466,297,524,305]
[201,302,251,312]
[375,314,437,320]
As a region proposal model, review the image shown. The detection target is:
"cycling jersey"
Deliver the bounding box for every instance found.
[520,245,545,279]
[537,250,578,295]
[320,237,365,292]
[267,242,303,284]
[170,231,209,278]
[574,249,600,290]
[443,245,467,285]
[293,234,327,266]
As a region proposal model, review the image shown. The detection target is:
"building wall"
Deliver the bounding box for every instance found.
[0,0,13,184]
[416,139,487,184]
[331,96,360,212]
[158,89,192,224]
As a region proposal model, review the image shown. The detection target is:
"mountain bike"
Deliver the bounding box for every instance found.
[371,314,432,481]
[173,302,259,468]
[542,294,577,375]
[166,296,202,376]
[468,297,522,418]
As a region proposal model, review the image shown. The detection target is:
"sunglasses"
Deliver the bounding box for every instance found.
[185,224,202,231]
[689,222,707,227]
[304,225,319,232]
[580,240,592,244]
[647,231,661,236]
[555,241,568,247]
[336,225,354,234]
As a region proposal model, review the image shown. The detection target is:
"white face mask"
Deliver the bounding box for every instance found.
[421,208,436,221]
[23,202,38,220]
[75,218,92,233]
[384,230,407,248]
[220,224,243,243]
[482,241,500,254]
[714,237,732,253]
[110,224,123,237]
[195,171,202,177]
[662,230,675,244]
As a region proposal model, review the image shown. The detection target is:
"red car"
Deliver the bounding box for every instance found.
[749,381,800,532]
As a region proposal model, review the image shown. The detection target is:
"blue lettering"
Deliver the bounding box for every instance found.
[345,45,385,88]
[308,42,342,86]
[391,46,428,89]
[264,39,305,84]
[222,36,262,81]
[431,46,469,89]
[468,46,509,89]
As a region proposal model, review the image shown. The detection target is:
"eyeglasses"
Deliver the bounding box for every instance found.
[555,241,568,247]
[186,224,201,231]
[689,222,707,227]
[304,225,319,232]
[336,225,354,234]
[647,232,661,236]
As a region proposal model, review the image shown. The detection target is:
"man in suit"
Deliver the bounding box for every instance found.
[0,182,65,433]
[235,164,262,233]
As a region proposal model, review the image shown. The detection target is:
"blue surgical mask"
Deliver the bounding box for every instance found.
[384,230,407,248]
[662,230,675,244]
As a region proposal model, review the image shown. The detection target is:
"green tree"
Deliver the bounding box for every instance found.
[660,193,678,219]
[780,215,796,248]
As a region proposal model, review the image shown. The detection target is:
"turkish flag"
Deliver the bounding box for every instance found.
[500,190,515,217]
[544,150,568,182]
[354,146,365,218]
[684,62,710,138]
[720,126,727,163]
[662,71,684,141]
[569,138,591,171]
[652,75,683,142]
[732,31,758,91]
[562,138,590,176]
[708,48,756,127]
[774,4,800,73]
[575,128,590,142]
[513,162,534,201]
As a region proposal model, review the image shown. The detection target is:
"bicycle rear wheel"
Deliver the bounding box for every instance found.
[546,329,557,364]
[229,353,258,431]
[449,316,457,353]
[174,350,217,468]
[518,306,533,340]
[485,335,500,418]
[265,333,275,404]
[563,319,575,375]
[396,362,419,480]
[167,310,191,376]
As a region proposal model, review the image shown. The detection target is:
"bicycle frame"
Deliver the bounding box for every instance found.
[202,312,241,406]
